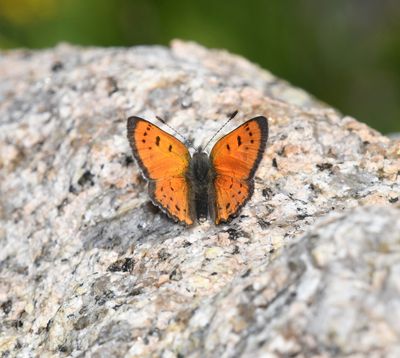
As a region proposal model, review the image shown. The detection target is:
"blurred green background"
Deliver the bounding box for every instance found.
[1,0,399,134]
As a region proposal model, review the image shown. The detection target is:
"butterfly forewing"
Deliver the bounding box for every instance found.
[210,116,268,224]
[211,116,268,179]
[127,116,193,224]
[127,116,190,180]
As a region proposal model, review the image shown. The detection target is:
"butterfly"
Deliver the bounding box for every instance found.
[127,112,268,225]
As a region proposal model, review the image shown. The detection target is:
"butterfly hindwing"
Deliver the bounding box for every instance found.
[212,176,252,224]
[210,116,268,224]
[127,116,193,225]
[149,177,193,225]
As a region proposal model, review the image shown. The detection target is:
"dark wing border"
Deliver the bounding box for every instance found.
[246,116,269,179]
[127,116,152,179]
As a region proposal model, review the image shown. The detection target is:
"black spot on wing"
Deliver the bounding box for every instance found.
[168,144,172,152]
[156,136,160,146]
[237,136,242,147]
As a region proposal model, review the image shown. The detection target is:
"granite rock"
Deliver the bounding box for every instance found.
[0,41,399,357]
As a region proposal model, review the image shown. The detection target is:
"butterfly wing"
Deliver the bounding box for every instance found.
[210,116,268,224]
[212,176,252,224]
[127,116,193,225]
[148,177,192,225]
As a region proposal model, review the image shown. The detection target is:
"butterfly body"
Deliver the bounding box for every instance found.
[127,115,268,225]
[187,149,215,222]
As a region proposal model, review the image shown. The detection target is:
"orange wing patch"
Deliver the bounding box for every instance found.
[213,176,251,224]
[127,116,193,225]
[127,116,190,180]
[149,177,193,225]
[211,116,268,224]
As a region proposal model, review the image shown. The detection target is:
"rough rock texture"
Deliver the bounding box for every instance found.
[0,41,399,357]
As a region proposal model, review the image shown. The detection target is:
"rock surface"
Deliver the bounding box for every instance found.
[0,40,399,357]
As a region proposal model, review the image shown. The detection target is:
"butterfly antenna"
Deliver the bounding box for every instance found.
[204,110,238,151]
[156,116,197,151]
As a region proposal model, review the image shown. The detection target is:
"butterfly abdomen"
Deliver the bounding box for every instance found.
[188,151,214,222]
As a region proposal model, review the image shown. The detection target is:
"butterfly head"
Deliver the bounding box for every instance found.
[196,145,205,154]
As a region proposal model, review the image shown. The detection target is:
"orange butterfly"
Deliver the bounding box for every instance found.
[127,113,268,225]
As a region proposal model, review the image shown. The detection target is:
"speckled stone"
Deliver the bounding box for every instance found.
[0,40,399,357]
